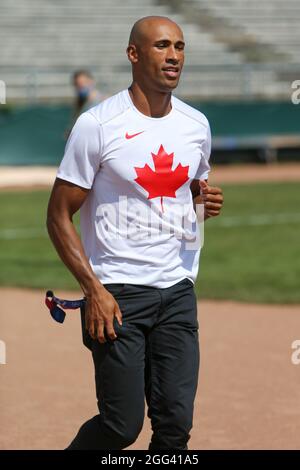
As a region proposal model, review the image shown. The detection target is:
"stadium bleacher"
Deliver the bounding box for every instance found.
[191,0,300,63]
[0,0,299,101]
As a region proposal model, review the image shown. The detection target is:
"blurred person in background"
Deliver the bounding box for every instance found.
[73,69,103,117]
[65,70,103,138]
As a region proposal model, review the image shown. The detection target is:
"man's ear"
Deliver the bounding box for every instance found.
[127,44,138,64]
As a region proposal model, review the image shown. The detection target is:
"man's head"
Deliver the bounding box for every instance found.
[127,16,185,93]
[72,70,95,101]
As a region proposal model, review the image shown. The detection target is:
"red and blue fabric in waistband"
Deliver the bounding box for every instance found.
[45,290,85,323]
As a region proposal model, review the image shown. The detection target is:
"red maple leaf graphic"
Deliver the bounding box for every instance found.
[134,144,189,212]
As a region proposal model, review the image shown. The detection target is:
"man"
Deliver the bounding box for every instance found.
[47,16,223,450]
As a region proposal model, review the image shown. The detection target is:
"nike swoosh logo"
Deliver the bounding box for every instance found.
[125,131,145,140]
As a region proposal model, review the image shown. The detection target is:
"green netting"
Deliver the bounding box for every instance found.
[0,105,71,166]
[0,101,299,165]
[193,101,300,137]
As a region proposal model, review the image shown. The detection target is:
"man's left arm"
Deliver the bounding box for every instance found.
[190,179,224,220]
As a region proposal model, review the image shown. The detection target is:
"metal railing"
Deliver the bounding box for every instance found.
[1,63,300,103]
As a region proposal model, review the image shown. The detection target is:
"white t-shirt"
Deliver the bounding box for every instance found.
[57,89,211,288]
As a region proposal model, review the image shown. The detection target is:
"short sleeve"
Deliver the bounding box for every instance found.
[57,111,102,189]
[194,122,211,181]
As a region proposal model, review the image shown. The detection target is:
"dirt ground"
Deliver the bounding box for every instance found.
[1,162,300,190]
[1,163,300,450]
[1,288,300,450]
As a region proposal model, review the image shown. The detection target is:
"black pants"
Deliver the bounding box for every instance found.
[67,278,200,450]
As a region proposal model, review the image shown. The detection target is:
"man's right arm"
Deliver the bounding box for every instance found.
[46,177,122,343]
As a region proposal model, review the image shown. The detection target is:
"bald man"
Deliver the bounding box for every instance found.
[47,16,223,450]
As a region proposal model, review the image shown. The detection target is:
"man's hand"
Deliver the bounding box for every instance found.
[47,179,123,345]
[199,180,223,219]
[85,285,123,344]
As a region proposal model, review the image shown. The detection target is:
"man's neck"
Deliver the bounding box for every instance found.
[128,82,172,118]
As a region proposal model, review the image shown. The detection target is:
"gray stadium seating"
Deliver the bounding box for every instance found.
[0,0,298,101]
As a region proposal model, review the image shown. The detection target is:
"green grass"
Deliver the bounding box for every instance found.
[0,183,299,303]
[197,182,300,303]
[0,190,79,290]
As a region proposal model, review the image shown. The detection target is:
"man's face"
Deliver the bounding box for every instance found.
[128,20,185,93]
